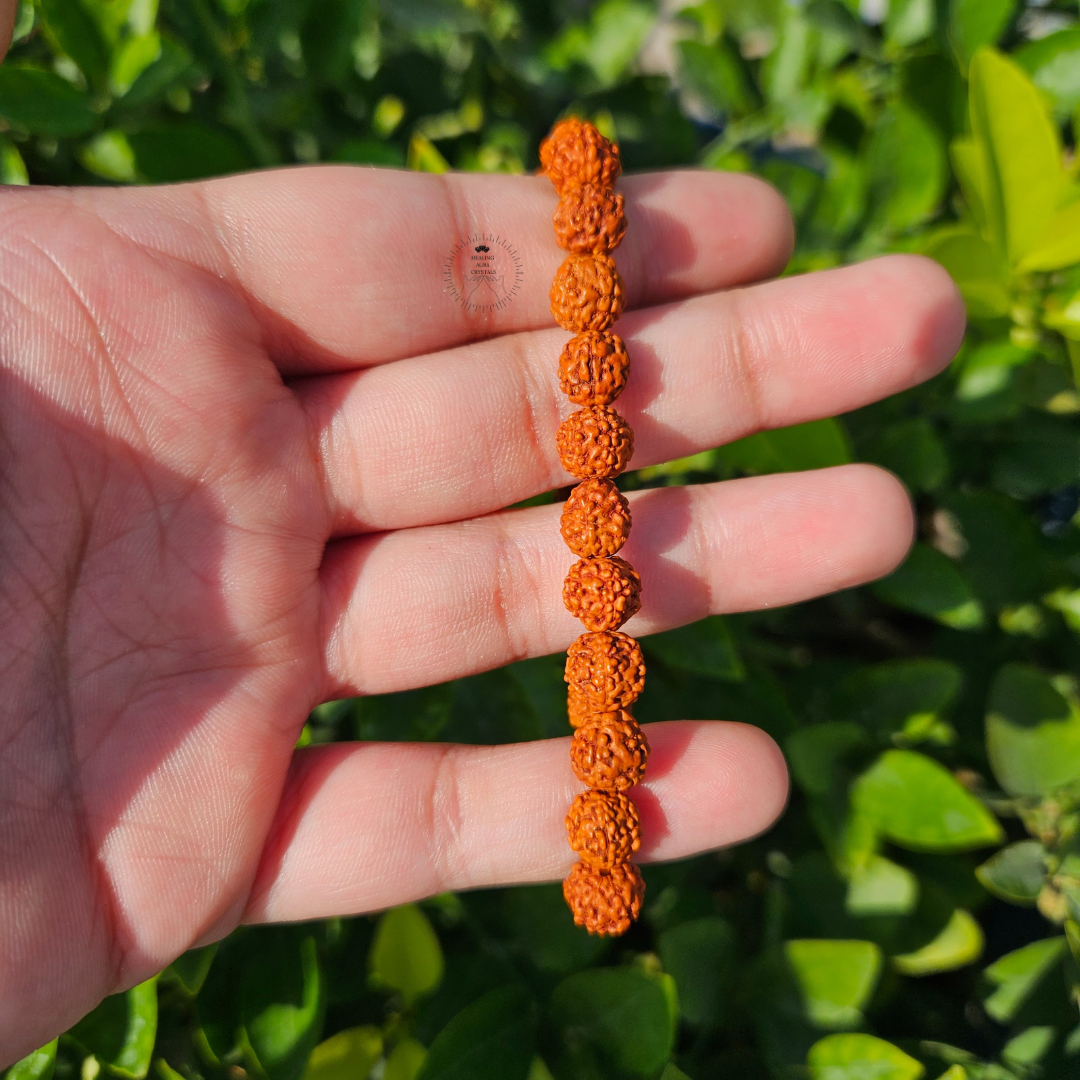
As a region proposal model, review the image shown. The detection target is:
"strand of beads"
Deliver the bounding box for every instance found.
[540,117,649,936]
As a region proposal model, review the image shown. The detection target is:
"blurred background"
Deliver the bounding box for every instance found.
[4,0,1080,1078]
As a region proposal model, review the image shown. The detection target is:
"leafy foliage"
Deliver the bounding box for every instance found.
[4,0,1080,1076]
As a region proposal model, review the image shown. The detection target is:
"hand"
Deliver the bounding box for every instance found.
[0,165,963,1061]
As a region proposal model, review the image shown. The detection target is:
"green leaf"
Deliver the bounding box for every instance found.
[121,37,195,107]
[1002,1027,1054,1070]
[956,341,1033,401]
[678,39,754,118]
[416,985,536,1080]
[6,1041,57,1080]
[828,659,963,738]
[551,967,676,1076]
[784,940,883,1029]
[948,0,1016,68]
[846,856,920,917]
[871,544,983,630]
[976,840,1046,904]
[79,130,137,182]
[111,31,162,95]
[1015,27,1080,121]
[886,0,934,49]
[658,917,734,1027]
[986,664,1080,796]
[786,723,868,798]
[989,413,1080,497]
[893,909,984,975]
[1017,198,1080,273]
[0,67,96,137]
[865,103,946,233]
[807,1033,924,1080]
[385,1039,426,1080]
[369,904,444,1002]
[301,1027,383,1080]
[969,48,1064,264]
[982,937,1067,1023]
[129,124,253,182]
[851,750,1004,852]
[0,136,28,185]
[863,417,949,493]
[921,226,1010,318]
[644,617,744,681]
[36,0,110,91]
[241,931,325,1080]
[168,944,218,996]
[68,979,159,1079]
[717,418,852,476]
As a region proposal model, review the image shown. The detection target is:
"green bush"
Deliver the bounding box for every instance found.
[4,0,1080,1077]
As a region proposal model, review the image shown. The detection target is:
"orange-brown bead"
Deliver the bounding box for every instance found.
[571,713,650,791]
[563,861,645,936]
[550,253,625,333]
[563,556,641,632]
[554,184,627,254]
[556,406,634,479]
[566,789,641,869]
[561,478,631,559]
[558,331,630,407]
[565,630,646,712]
[540,117,622,195]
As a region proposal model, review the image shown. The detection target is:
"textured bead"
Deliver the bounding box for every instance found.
[571,713,650,791]
[540,116,622,195]
[565,630,646,712]
[554,184,627,254]
[560,478,632,559]
[563,556,641,632]
[568,684,588,727]
[566,789,641,869]
[558,331,629,407]
[556,406,634,479]
[550,253,625,333]
[563,860,645,936]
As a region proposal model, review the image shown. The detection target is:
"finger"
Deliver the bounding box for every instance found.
[300,254,963,535]
[66,167,792,373]
[319,463,912,698]
[0,0,15,58]
[246,720,787,922]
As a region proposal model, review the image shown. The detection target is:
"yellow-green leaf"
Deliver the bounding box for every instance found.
[1017,196,1080,272]
[893,909,984,976]
[808,1034,924,1080]
[969,48,1065,264]
[369,904,444,1002]
[301,1027,383,1080]
[784,940,883,1029]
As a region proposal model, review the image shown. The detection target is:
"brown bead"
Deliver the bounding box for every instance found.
[550,253,625,333]
[556,406,634,479]
[571,713,650,791]
[565,630,645,712]
[568,684,588,727]
[563,556,641,632]
[563,860,645,936]
[539,117,622,195]
[558,331,629,407]
[554,185,627,254]
[566,789,641,869]
[560,478,632,558]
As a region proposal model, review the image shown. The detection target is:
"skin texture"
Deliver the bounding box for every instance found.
[0,163,964,1062]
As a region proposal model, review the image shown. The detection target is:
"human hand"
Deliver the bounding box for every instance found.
[0,164,963,1061]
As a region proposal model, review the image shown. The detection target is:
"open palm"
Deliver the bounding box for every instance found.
[0,165,963,1061]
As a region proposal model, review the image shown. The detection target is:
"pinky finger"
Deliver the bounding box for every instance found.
[245,720,788,923]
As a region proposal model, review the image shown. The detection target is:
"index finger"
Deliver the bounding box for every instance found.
[69,166,793,374]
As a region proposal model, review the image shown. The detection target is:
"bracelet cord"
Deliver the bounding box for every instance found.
[541,117,648,936]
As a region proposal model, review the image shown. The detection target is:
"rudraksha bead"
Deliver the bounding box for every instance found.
[565,630,645,712]
[558,331,630,407]
[568,684,588,727]
[539,116,621,195]
[566,789,641,869]
[563,556,642,632]
[560,478,632,558]
[556,406,634,479]
[563,860,645,936]
[570,713,650,792]
[554,184,627,254]
[550,253,624,333]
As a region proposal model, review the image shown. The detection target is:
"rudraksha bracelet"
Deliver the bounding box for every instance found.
[540,117,648,936]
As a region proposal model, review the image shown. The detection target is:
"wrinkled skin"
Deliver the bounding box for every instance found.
[0,108,964,1063]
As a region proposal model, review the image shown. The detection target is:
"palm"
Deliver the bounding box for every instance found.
[0,166,962,1061]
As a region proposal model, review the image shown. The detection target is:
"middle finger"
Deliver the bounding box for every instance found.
[297,253,962,535]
